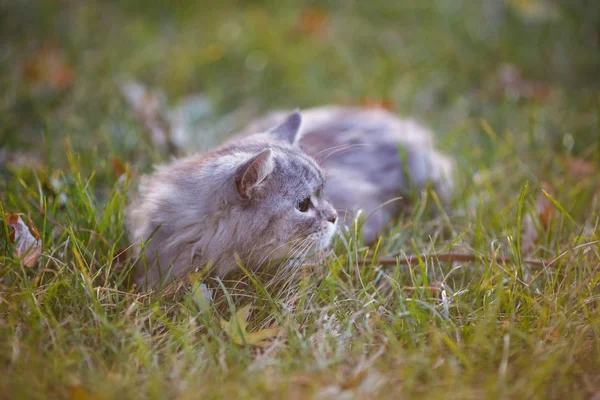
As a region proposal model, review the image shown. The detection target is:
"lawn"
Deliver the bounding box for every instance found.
[1,0,600,398]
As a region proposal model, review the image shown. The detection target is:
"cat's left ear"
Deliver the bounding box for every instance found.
[269,110,303,145]
[235,148,275,200]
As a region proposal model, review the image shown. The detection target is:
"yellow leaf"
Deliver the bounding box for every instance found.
[220,304,280,346]
[245,326,281,348]
[67,386,103,400]
[506,0,559,21]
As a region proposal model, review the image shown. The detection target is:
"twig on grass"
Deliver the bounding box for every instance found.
[362,253,547,267]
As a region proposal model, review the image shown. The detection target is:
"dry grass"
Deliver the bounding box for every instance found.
[1,0,599,398]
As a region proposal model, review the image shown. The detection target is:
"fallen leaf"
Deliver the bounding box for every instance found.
[339,369,369,391]
[296,7,329,36]
[506,0,560,21]
[316,369,385,398]
[290,372,324,388]
[110,158,127,177]
[119,80,212,155]
[1,149,46,172]
[536,182,555,229]
[119,80,170,148]
[497,64,550,101]
[168,93,212,149]
[23,45,74,91]
[220,304,280,347]
[5,213,42,267]
[113,247,129,266]
[360,97,394,111]
[67,385,103,400]
[564,156,597,179]
[522,183,555,252]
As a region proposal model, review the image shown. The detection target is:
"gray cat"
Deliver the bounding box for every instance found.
[127,106,454,290]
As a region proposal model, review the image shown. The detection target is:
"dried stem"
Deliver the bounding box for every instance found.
[361,252,547,267]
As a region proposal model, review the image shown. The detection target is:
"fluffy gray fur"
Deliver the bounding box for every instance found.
[128,106,454,290]
[244,106,455,243]
[128,111,338,290]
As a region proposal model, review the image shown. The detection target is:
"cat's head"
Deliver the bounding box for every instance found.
[129,111,338,287]
[228,111,338,268]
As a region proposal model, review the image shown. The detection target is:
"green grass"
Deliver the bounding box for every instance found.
[1,0,600,398]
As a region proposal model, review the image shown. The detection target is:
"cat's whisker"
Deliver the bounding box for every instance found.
[295,241,316,266]
[279,240,303,262]
[313,143,354,158]
[271,240,315,285]
[257,238,301,268]
[313,143,370,162]
[284,238,312,264]
[282,239,312,269]
[267,239,312,286]
[247,237,297,269]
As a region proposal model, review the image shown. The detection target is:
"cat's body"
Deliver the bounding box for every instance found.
[128,106,454,290]
[245,106,454,243]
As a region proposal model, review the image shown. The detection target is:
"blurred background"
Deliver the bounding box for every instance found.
[1,0,599,183]
[1,2,599,396]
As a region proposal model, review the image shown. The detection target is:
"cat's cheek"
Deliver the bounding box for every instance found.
[315,222,337,251]
[325,222,337,244]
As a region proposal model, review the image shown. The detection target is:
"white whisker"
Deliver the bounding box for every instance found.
[313,143,370,162]
[270,239,316,286]
[257,239,300,267]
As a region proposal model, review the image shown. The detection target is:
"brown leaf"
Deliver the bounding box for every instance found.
[119,80,172,150]
[296,7,329,36]
[220,304,280,347]
[536,182,555,229]
[110,158,126,177]
[6,213,42,267]
[23,45,74,91]
[316,369,384,397]
[339,369,369,391]
[522,183,555,252]
[113,247,129,265]
[497,64,550,101]
[360,97,394,111]
[67,386,103,400]
[119,80,212,156]
[290,372,324,388]
[564,156,597,179]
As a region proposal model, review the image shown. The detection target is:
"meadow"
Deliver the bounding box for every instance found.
[1,0,599,398]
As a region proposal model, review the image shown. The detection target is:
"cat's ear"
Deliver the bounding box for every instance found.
[235,148,275,199]
[269,110,303,145]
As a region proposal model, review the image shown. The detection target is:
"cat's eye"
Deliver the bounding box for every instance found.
[296,197,311,212]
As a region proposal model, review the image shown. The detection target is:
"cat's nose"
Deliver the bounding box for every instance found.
[327,210,337,224]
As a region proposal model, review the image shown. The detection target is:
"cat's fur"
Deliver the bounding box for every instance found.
[244,106,454,243]
[128,106,454,290]
[128,112,337,290]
